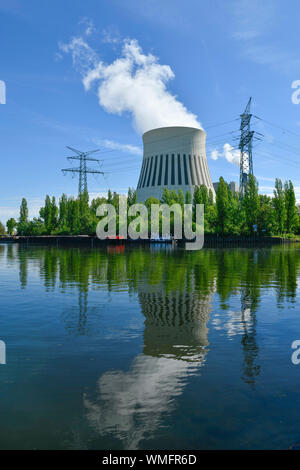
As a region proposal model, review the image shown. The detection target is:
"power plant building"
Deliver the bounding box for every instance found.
[136,126,215,202]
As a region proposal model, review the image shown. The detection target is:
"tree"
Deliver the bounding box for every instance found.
[67,198,80,234]
[216,177,229,234]
[41,195,52,233]
[185,190,192,204]
[127,187,137,206]
[257,195,275,235]
[50,196,58,232]
[284,180,299,234]
[161,188,171,205]
[26,217,45,235]
[6,218,17,235]
[0,221,5,235]
[273,178,286,234]
[107,189,113,204]
[208,189,214,206]
[227,192,243,235]
[178,189,184,208]
[18,198,28,234]
[193,185,213,232]
[193,185,201,207]
[58,194,69,233]
[243,175,260,234]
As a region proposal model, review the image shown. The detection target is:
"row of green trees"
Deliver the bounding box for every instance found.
[212,176,299,236]
[2,176,299,237]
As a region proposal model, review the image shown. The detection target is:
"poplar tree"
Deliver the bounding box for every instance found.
[42,195,52,233]
[68,198,80,234]
[59,194,69,232]
[284,180,299,234]
[50,196,58,232]
[18,198,28,234]
[273,178,286,234]
[243,175,260,234]
[79,190,93,234]
[216,177,229,234]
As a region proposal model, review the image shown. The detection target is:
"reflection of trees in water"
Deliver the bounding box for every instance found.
[9,244,300,302]
[240,292,260,388]
[18,246,28,289]
[0,244,5,259]
[62,289,88,336]
[240,254,261,388]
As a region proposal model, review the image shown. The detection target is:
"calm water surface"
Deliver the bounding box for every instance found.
[0,242,300,450]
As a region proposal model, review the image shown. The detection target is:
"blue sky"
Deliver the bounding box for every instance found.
[1,0,300,223]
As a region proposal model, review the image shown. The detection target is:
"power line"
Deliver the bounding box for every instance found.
[254,116,300,139]
[205,118,240,129]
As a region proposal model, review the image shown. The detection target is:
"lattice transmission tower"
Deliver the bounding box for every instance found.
[62,146,104,196]
[239,97,254,196]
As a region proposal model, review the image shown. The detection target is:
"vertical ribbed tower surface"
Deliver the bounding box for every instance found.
[136,126,215,202]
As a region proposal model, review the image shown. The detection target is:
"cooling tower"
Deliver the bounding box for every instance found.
[136,126,215,202]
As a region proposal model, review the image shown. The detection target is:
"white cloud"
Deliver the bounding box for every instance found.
[59,36,201,134]
[210,143,241,166]
[93,138,142,155]
[210,149,219,161]
[101,27,120,45]
[59,36,97,73]
[79,17,96,36]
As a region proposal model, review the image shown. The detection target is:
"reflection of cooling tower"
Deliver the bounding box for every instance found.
[84,283,213,449]
[136,126,215,202]
[138,284,211,361]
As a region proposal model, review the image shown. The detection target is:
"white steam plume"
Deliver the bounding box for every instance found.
[210,143,241,166]
[59,36,201,134]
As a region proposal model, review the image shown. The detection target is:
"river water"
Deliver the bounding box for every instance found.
[0,242,300,449]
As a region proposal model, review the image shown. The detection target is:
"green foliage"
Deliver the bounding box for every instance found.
[216,177,229,234]
[284,181,299,234]
[178,189,184,208]
[18,198,29,234]
[242,175,260,234]
[185,190,192,204]
[127,187,137,206]
[6,218,17,235]
[273,178,286,234]
[58,193,69,233]
[0,221,6,235]
[227,192,244,235]
[257,195,275,235]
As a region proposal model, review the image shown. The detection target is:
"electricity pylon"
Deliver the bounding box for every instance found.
[239,98,254,196]
[62,146,104,196]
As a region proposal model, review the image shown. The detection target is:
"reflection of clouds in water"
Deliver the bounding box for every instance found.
[84,284,213,449]
[84,354,204,450]
[212,308,252,338]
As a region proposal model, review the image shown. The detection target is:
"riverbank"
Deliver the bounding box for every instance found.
[1,235,300,247]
